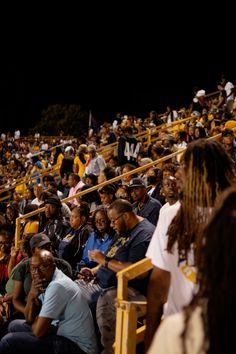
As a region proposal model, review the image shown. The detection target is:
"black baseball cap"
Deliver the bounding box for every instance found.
[30,233,51,251]
[127,178,146,189]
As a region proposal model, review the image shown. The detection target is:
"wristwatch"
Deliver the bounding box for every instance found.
[104,255,112,268]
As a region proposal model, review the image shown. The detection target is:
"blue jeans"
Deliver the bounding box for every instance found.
[0,320,87,354]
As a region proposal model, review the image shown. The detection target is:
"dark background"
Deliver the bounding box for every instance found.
[1,15,235,135]
[2,62,235,135]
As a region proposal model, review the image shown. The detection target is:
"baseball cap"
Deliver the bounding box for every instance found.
[44,195,62,208]
[87,144,96,152]
[30,233,51,251]
[196,89,206,98]
[127,178,146,189]
[222,128,234,137]
[65,146,74,153]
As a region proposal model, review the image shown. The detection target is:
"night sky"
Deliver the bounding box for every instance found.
[1,26,235,135]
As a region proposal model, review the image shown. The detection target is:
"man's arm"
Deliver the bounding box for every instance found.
[32,316,52,337]
[24,285,41,324]
[144,266,170,352]
[88,249,132,272]
[13,280,26,314]
[24,275,47,324]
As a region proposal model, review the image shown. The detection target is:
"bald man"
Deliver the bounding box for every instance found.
[0,250,97,354]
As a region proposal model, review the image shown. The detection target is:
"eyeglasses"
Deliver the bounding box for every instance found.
[95,219,107,225]
[30,264,51,273]
[110,213,124,226]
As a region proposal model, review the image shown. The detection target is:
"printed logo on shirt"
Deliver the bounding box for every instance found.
[178,252,196,283]
[179,264,197,283]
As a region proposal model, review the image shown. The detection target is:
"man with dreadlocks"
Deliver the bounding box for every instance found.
[147,186,236,354]
[145,138,236,351]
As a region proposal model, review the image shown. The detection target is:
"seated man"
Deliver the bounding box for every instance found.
[0,250,97,354]
[75,199,155,354]
[127,177,162,225]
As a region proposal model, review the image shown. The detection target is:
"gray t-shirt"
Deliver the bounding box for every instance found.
[39,268,97,354]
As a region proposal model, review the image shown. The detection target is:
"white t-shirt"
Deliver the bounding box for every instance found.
[14,130,20,139]
[148,306,205,354]
[146,200,198,315]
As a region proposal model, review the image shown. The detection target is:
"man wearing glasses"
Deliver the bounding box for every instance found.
[0,249,97,354]
[75,198,155,353]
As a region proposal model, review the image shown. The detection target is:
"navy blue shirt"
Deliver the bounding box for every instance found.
[133,195,162,226]
[96,218,155,294]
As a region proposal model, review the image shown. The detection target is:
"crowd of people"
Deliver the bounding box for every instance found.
[0,75,235,353]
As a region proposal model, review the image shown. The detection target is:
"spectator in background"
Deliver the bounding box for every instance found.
[120,163,137,186]
[148,110,163,126]
[57,172,70,199]
[100,123,117,146]
[107,156,121,176]
[165,105,178,125]
[219,74,235,113]
[4,203,19,234]
[127,177,162,226]
[73,144,89,178]
[0,227,15,296]
[84,144,106,176]
[78,206,115,270]
[146,167,165,205]
[115,185,130,202]
[76,184,101,214]
[42,196,70,253]
[60,146,74,178]
[31,183,43,206]
[52,146,64,171]
[222,128,236,164]
[67,173,85,207]
[98,184,117,209]
[98,166,117,185]
[29,155,43,186]
[192,88,207,115]
[117,127,142,167]
[58,203,91,270]
[23,204,39,236]
[84,173,98,186]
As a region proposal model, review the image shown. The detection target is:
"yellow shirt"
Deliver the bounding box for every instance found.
[74,153,89,177]
[24,221,39,235]
[56,153,64,169]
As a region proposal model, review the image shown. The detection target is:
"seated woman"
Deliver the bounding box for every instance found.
[77,206,116,270]
[98,183,117,209]
[76,184,101,214]
[58,202,92,270]
[0,227,20,297]
[97,166,118,186]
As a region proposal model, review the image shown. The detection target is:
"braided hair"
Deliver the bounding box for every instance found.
[182,187,236,354]
[167,139,236,261]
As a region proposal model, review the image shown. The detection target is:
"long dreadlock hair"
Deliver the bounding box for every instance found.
[182,187,236,354]
[167,138,236,260]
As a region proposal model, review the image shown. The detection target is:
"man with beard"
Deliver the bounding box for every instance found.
[74,199,155,354]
